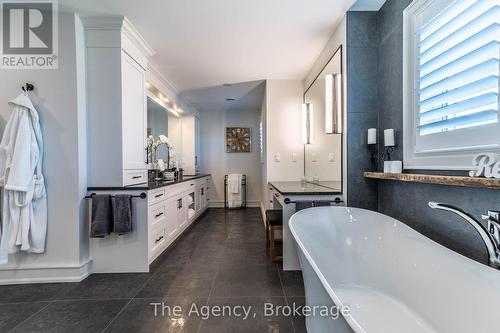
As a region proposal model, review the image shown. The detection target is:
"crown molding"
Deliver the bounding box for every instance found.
[122,17,155,57]
[147,62,179,95]
[80,15,155,57]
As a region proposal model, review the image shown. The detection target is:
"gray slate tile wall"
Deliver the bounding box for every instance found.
[347,0,500,265]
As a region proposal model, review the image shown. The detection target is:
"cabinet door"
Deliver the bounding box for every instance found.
[204,186,209,209]
[121,51,146,171]
[199,187,206,210]
[195,188,202,212]
[178,197,188,230]
[165,198,179,240]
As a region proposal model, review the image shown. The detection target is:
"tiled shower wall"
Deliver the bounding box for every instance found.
[347,0,500,265]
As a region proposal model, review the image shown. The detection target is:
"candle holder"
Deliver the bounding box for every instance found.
[382,146,395,161]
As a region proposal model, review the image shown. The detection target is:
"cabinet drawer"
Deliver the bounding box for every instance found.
[124,169,147,186]
[150,223,167,257]
[149,188,166,205]
[149,201,166,228]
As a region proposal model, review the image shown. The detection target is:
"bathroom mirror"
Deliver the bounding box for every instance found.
[146,96,181,164]
[303,47,343,184]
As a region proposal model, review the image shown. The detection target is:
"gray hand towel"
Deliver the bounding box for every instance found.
[90,194,112,238]
[295,201,314,212]
[112,194,133,235]
[313,200,331,207]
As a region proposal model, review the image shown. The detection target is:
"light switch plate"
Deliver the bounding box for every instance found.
[329,153,335,162]
[311,153,317,162]
[291,153,297,162]
[274,153,281,162]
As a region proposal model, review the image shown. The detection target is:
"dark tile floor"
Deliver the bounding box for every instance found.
[0,208,306,333]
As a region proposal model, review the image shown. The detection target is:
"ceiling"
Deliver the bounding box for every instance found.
[60,0,382,111]
[349,0,386,11]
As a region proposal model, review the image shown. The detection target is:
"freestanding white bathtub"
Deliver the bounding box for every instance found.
[289,207,500,333]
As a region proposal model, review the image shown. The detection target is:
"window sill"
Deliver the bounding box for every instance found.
[364,172,500,190]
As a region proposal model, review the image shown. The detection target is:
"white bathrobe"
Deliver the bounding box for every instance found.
[0,93,47,265]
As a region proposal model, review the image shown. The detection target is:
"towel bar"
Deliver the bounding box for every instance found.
[85,192,147,199]
[284,197,343,205]
[224,175,247,209]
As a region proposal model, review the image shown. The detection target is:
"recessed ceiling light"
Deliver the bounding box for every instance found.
[226,98,236,102]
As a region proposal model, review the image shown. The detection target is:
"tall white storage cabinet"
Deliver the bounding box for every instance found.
[182,115,201,175]
[83,17,154,187]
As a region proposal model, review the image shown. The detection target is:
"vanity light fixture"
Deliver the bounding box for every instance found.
[325,73,343,134]
[302,103,314,145]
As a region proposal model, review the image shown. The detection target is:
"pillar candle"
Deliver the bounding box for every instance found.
[367,128,377,145]
[384,129,395,147]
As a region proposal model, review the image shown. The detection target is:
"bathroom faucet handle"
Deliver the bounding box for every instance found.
[482,211,500,250]
[481,210,500,222]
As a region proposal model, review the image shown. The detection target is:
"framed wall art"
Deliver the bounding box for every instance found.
[225,127,252,153]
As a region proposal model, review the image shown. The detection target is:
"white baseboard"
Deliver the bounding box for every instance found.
[0,260,91,285]
[208,200,261,208]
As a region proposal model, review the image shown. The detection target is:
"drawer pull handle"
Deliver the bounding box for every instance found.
[132,176,142,179]
[155,193,164,198]
[155,212,164,218]
[155,235,164,243]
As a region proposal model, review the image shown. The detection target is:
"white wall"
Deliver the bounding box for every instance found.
[0,13,89,283]
[200,109,262,207]
[265,80,305,182]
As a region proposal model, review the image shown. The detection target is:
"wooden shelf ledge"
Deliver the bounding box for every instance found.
[364,172,500,190]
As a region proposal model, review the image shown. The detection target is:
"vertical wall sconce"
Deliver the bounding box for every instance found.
[302,103,314,144]
[325,73,343,134]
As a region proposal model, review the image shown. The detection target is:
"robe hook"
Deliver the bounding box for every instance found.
[21,83,34,92]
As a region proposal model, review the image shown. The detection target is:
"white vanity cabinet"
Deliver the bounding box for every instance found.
[89,176,212,273]
[83,17,154,187]
[147,177,211,263]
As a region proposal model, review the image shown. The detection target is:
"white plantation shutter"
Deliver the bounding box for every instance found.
[403,0,500,169]
[417,0,499,136]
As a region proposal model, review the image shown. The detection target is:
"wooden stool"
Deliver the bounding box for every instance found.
[266,209,283,262]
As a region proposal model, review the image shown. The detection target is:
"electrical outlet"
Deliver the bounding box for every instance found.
[329,153,335,162]
[274,153,281,162]
[311,153,317,162]
[291,153,297,162]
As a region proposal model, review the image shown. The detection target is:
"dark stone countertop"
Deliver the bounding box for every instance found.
[269,181,342,195]
[88,174,211,192]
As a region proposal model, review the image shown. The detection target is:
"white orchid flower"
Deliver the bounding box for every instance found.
[159,135,168,144]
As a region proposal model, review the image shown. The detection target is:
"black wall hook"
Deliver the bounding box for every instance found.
[21,83,34,92]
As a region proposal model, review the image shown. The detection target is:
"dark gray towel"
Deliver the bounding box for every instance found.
[295,201,314,212]
[91,194,112,238]
[112,194,132,234]
[314,200,331,207]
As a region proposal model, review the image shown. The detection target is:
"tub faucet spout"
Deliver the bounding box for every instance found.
[428,202,500,269]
